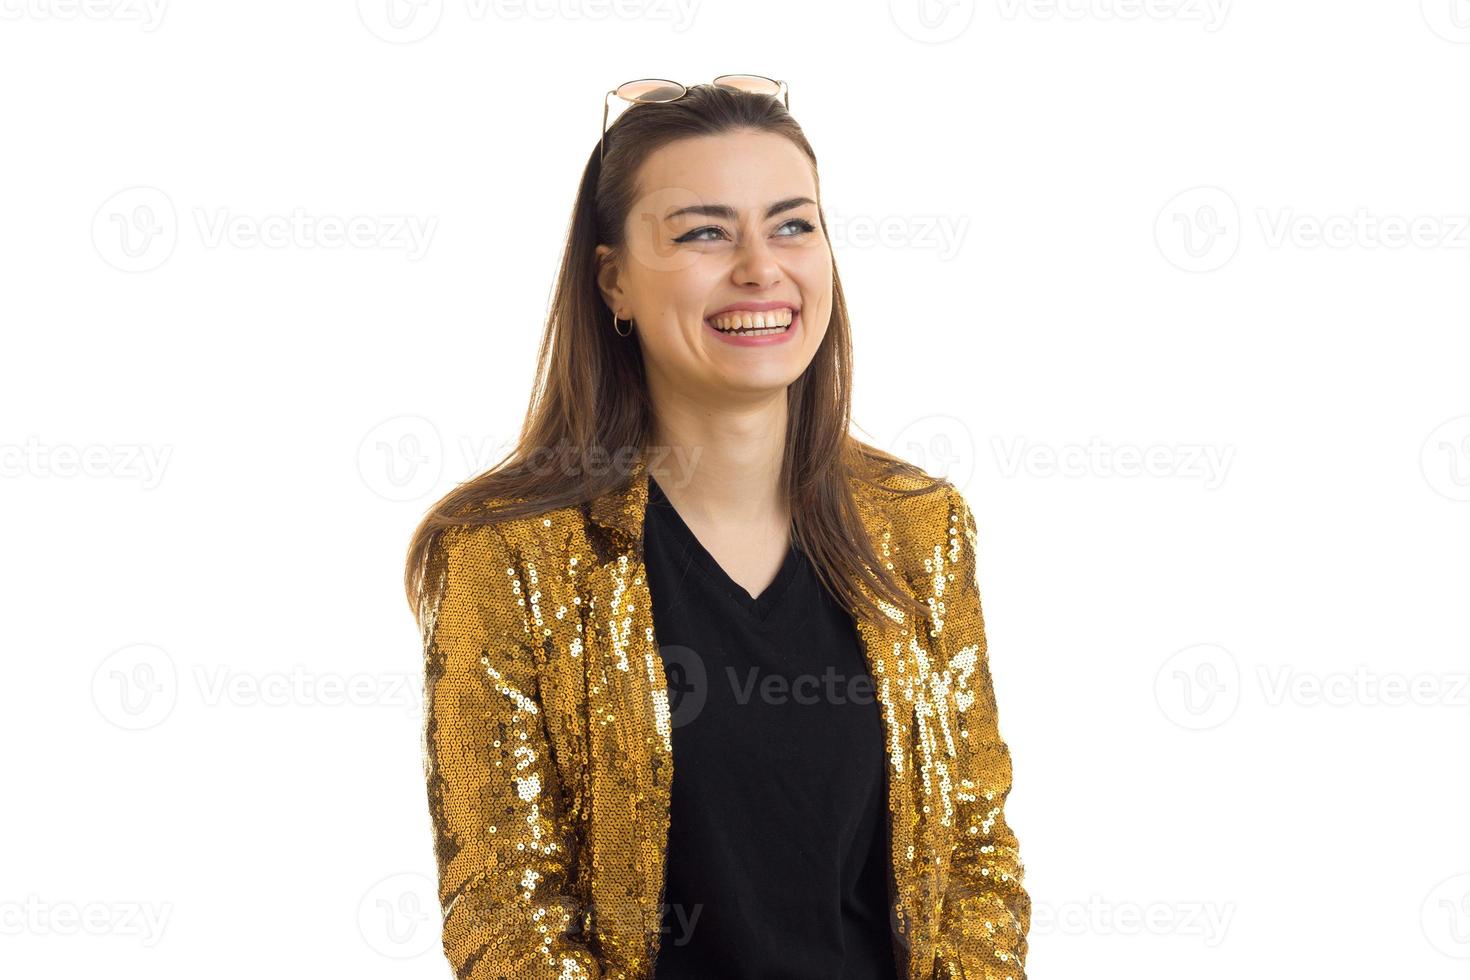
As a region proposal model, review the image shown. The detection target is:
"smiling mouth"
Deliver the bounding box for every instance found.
[705,307,797,336]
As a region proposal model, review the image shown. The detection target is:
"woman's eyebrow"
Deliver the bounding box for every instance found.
[664,196,816,222]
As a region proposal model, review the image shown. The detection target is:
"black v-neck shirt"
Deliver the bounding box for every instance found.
[642,474,901,980]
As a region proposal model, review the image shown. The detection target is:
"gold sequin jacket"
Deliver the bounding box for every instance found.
[420,449,1030,979]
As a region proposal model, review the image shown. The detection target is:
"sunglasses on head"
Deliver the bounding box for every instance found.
[600,74,789,163]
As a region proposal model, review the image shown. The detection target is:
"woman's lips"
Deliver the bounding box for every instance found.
[703,309,800,346]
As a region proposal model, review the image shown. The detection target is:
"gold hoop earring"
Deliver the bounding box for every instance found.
[613,311,633,337]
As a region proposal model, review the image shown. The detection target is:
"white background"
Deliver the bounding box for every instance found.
[2,1,1468,977]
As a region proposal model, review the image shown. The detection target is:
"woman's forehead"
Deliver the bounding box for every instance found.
[633,133,817,215]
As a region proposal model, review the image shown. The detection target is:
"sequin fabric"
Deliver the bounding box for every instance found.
[420,447,1030,979]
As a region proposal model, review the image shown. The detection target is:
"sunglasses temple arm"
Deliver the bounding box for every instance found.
[600,93,611,164]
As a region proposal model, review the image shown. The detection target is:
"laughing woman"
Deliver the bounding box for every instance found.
[404,77,1030,980]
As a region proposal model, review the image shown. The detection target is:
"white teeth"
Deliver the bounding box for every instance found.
[708,308,796,333]
[716,324,786,336]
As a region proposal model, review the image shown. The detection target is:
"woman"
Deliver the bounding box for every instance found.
[404,79,1030,980]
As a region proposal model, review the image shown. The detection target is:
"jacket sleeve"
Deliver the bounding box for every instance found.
[930,487,1031,980]
[421,521,603,979]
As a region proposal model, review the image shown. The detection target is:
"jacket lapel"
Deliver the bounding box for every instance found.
[579,450,673,970]
[847,483,926,976]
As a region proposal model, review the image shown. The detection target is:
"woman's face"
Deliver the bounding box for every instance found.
[596,129,834,404]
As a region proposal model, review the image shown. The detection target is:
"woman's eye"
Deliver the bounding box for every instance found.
[674,218,815,245]
[675,226,728,243]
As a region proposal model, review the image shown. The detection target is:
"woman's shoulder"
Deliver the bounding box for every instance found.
[842,462,970,593]
[433,495,583,553]
[852,449,969,531]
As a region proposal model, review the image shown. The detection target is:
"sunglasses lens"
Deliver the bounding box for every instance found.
[712,74,781,96]
[615,79,687,103]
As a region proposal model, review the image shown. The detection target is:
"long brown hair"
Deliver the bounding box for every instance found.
[404,83,945,625]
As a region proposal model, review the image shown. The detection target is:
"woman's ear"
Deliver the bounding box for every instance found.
[594,244,626,317]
